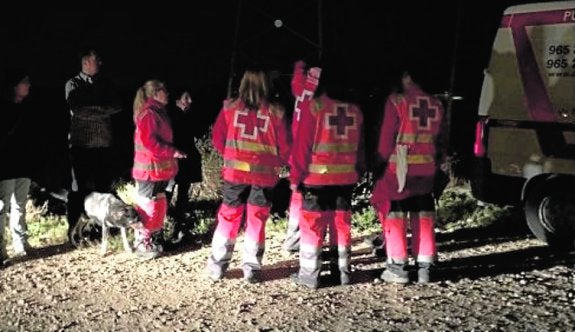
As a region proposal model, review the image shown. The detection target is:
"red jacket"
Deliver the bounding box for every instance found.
[132,99,178,181]
[212,99,290,187]
[371,84,447,202]
[290,62,321,139]
[289,94,364,186]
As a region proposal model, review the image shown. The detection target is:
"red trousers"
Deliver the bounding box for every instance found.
[381,193,437,264]
[135,194,167,238]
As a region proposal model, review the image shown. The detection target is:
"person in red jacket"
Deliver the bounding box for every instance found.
[371,70,448,283]
[132,80,186,259]
[282,60,321,253]
[207,69,290,283]
[289,60,365,289]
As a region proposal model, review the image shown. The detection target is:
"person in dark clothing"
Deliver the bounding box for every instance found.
[166,87,203,244]
[64,48,122,245]
[1,69,37,265]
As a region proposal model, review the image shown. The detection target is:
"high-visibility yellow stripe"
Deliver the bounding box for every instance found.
[312,143,357,153]
[389,154,434,164]
[224,159,277,173]
[396,134,434,144]
[308,164,355,174]
[226,140,277,155]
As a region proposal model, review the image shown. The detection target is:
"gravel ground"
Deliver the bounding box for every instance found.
[1,221,574,331]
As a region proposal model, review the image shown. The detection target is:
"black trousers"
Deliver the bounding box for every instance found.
[67,147,114,228]
[300,185,354,212]
[222,181,274,208]
[389,193,435,213]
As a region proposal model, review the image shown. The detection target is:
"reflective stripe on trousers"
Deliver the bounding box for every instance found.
[384,211,436,264]
[330,210,352,275]
[410,211,436,263]
[298,210,326,282]
[283,190,302,250]
[207,203,270,277]
[207,204,244,275]
[329,244,351,276]
[242,204,269,276]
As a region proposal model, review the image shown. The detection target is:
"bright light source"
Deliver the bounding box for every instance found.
[274,19,283,28]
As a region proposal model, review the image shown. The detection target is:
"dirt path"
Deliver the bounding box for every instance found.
[1,222,574,331]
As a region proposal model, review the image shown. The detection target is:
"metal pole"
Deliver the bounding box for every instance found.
[446,1,463,154]
[318,0,323,59]
[227,0,242,99]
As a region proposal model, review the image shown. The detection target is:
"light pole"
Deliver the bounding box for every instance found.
[227,0,242,98]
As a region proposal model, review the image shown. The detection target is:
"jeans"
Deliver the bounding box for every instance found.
[0,177,31,252]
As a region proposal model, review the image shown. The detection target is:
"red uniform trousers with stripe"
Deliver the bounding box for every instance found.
[384,193,436,265]
[283,190,302,251]
[207,181,273,279]
[298,185,354,286]
[134,180,170,242]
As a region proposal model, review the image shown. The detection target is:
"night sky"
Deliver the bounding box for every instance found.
[1,0,540,187]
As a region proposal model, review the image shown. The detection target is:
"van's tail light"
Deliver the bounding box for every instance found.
[474,116,488,157]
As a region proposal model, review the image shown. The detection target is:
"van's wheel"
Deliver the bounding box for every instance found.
[524,176,575,249]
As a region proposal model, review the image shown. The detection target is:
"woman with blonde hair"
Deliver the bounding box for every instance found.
[132,80,186,259]
[207,69,290,283]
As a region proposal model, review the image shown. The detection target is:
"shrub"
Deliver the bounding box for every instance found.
[114,179,137,205]
[436,185,515,231]
[190,129,223,202]
[24,200,68,247]
[352,206,379,233]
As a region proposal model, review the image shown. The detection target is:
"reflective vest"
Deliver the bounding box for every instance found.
[220,100,286,187]
[132,99,178,181]
[304,95,362,186]
[388,90,443,177]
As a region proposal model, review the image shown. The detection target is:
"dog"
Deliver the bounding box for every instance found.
[83,192,142,255]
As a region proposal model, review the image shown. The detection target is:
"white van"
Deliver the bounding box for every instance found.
[471,1,575,247]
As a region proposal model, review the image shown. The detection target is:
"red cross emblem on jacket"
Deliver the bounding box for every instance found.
[233,109,270,139]
[410,97,438,130]
[325,105,356,138]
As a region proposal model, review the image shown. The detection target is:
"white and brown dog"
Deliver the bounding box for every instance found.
[84,192,142,255]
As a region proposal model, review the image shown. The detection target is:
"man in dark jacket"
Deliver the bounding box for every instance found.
[166,87,203,244]
[64,48,121,244]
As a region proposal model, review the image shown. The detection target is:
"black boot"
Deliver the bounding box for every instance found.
[167,219,195,247]
[381,263,409,284]
[363,232,386,257]
[290,273,319,290]
[328,246,351,285]
[417,262,432,284]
